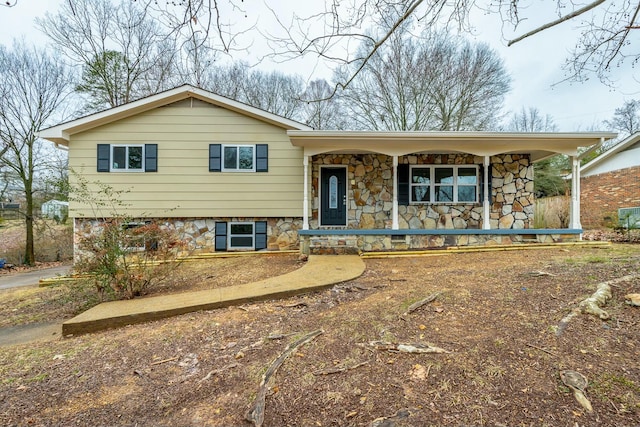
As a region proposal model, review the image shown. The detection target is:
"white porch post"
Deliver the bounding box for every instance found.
[569,155,582,230]
[303,155,309,230]
[483,155,491,230]
[392,155,399,229]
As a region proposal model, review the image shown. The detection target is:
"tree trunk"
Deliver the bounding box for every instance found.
[24,181,35,266]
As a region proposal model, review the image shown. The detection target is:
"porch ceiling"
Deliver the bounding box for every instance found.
[287,131,618,162]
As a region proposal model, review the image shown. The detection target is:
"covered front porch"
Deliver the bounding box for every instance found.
[288,131,616,254]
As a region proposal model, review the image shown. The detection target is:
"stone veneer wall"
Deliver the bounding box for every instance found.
[490,154,535,229]
[311,154,394,229]
[74,217,302,255]
[307,232,575,254]
[580,165,640,229]
[311,153,534,231]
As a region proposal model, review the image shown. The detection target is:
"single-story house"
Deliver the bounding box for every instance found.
[41,199,69,220]
[580,133,640,229]
[40,85,617,254]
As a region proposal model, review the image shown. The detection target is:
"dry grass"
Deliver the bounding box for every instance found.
[0,253,302,328]
[535,195,570,228]
[0,219,73,264]
[3,245,639,426]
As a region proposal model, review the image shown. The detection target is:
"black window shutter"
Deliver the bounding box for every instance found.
[145,144,158,172]
[97,144,110,172]
[209,144,222,172]
[215,222,227,251]
[255,221,267,250]
[397,163,410,205]
[256,144,268,172]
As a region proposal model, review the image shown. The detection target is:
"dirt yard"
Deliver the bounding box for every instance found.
[1,245,639,426]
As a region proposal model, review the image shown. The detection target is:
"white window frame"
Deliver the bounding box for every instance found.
[410,165,479,204]
[120,222,149,252]
[222,144,256,172]
[228,221,255,250]
[110,144,145,172]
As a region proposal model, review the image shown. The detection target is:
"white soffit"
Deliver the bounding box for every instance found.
[287,131,618,161]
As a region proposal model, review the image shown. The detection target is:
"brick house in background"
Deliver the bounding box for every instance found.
[581,133,640,229]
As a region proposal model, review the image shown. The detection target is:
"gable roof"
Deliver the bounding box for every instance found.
[580,132,640,175]
[40,84,312,146]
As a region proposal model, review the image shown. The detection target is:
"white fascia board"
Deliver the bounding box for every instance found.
[288,131,618,158]
[580,132,640,175]
[39,84,311,145]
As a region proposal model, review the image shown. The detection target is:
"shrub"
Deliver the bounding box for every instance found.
[74,219,186,300]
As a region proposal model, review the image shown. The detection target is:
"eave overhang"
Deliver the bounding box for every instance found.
[40,85,312,146]
[287,131,618,162]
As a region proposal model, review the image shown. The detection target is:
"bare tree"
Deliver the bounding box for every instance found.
[507,107,559,132]
[301,79,348,129]
[604,99,640,137]
[205,62,305,120]
[339,29,510,131]
[37,0,177,111]
[507,107,566,197]
[148,1,637,90]
[268,1,640,88]
[0,41,73,265]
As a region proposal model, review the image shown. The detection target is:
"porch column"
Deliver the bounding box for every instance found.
[569,155,582,230]
[303,155,309,230]
[392,155,399,229]
[483,155,491,230]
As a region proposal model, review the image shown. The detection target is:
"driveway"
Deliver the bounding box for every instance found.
[0,265,71,346]
[0,265,72,290]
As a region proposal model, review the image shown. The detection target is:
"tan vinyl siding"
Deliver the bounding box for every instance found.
[68,99,303,218]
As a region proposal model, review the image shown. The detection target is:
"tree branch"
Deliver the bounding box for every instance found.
[508,0,606,46]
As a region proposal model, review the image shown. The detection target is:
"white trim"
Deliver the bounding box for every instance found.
[110,144,145,172]
[569,156,581,229]
[483,156,490,230]
[39,84,312,145]
[319,165,348,227]
[409,165,479,204]
[392,155,399,230]
[228,221,255,250]
[288,131,617,162]
[303,155,309,230]
[121,221,150,252]
[580,132,640,176]
[221,144,256,172]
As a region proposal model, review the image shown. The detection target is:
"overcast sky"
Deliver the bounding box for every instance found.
[1,0,637,132]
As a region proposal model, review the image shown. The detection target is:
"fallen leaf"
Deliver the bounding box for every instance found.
[419,324,426,330]
[411,363,428,381]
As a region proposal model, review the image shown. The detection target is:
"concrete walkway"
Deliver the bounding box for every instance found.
[62,255,365,336]
[0,265,72,290]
